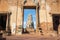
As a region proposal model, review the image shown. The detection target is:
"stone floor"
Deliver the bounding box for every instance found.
[1,34,60,40]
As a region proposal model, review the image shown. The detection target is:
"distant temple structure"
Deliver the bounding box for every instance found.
[26,14,34,33]
[26,14,34,28]
[0,0,60,36]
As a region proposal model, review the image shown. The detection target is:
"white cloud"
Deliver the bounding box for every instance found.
[34,21,36,29]
[24,21,26,25]
[34,21,36,24]
[24,21,26,28]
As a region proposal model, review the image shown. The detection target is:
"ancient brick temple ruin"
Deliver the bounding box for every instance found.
[0,0,60,36]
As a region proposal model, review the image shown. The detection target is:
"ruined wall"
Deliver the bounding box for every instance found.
[58,0,60,13]
[0,0,8,12]
[8,0,23,35]
[0,0,60,35]
[0,0,23,35]
[39,0,60,35]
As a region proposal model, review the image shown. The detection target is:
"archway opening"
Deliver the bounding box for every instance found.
[0,14,7,31]
[52,14,60,33]
[23,6,36,34]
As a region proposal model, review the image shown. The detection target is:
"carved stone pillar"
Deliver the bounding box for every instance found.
[21,5,23,34]
[6,13,11,35]
[6,13,8,32]
[36,6,39,33]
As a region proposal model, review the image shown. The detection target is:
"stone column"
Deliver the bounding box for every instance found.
[36,6,39,33]
[6,13,8,32]
[21,5,23,33]
[21,5,23,34]
[6,13,11,35]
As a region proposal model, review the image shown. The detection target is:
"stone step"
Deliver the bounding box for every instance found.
[5,35,58,40]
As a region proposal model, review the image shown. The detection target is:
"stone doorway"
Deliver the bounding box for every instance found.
[0,12,11,35]
[22,6,38,34]
[0,14,7,31]
[52,14,60,33]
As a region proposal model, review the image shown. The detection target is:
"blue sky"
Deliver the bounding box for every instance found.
[24,9,36,29]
